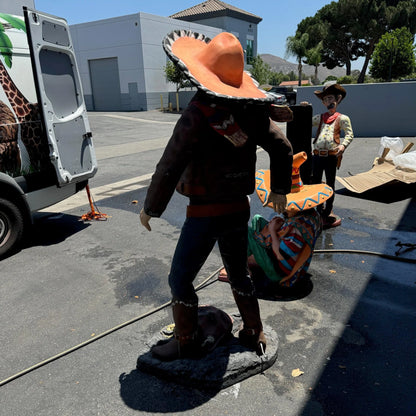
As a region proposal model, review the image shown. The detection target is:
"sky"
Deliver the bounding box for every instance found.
[34,0,362,71]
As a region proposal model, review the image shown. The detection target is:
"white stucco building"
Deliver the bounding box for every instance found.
[1,0,263,111]
[69,13,221,111]
[67,1,262,111]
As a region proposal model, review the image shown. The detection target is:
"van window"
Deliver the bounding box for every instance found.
[39,49,79,118]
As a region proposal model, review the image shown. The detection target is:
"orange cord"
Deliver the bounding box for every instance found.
[80,184,109,221]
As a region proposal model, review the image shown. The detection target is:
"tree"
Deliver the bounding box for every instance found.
[164,61,190,92]
[316,0,366,76]
[269,71,290,86]
[305,41,323,84]
[248,55,272,85]
[296,2,365,77]
[285,32,309,86]
[370,27,416,80]
[324,75,338,83]
[294,0,416,83]
[348,0,416,83]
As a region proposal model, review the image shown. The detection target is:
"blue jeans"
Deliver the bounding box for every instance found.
[168,210,254,304]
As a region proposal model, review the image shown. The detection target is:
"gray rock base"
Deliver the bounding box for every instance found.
[136,313,278,390]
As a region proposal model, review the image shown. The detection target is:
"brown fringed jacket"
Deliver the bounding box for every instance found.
[144,92,293,218]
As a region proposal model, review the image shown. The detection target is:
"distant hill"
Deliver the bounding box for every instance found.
[260,54,346,82]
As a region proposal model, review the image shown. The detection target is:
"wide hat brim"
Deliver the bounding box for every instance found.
[163,30,273,103]
[314,83,346,101]
[255,169,333,212]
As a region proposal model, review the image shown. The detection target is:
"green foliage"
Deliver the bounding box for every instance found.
[0,14,26,32]
[305,41,323,83]
[0,29,13,68]
[286,33,309,60]
[249,55,272,85]
[403,72,416,80]
[337,75,354,84]
[363,75,377,83]
[287,71,298,81]
[0,14,26,68]
[286,33,309,85]
[324,75,338,83]
[297,15,327,50]
[164,61,191,92]
[292,0,416,83]
[298,1,364,76]
[370,27,416,81]
[269,71,290,85]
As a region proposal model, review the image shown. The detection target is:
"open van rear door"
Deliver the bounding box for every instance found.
[23,7,97,186]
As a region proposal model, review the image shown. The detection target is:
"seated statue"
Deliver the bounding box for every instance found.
[220,152,334,297]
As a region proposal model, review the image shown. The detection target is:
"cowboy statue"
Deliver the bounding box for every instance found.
[303,81,354,229]
[139,30,293,360]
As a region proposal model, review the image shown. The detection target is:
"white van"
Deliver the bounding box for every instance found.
[0,6,97,257]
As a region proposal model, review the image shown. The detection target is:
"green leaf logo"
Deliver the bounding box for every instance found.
[0,14,26,69]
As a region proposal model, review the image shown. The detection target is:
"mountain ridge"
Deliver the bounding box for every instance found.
[260,53,346,82]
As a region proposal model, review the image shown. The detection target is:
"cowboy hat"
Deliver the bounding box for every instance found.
[256,152,333,212]
[314,81,346,101]
[163,30,273,103]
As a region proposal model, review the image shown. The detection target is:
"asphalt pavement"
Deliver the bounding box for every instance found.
[1,110,415,416]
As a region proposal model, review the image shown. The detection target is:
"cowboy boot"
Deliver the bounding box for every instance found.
[151,300,199,361]
[232,289,267,355]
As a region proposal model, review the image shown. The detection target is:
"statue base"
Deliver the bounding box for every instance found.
[136,311,278,391]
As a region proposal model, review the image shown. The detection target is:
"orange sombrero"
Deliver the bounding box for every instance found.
[256,152,333,212]
[163,30,273,103]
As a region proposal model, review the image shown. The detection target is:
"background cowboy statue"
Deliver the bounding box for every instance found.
[302,81,354,229]
[139,30,293,361]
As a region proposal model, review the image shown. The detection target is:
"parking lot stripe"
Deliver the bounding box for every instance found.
[40,174,153,213]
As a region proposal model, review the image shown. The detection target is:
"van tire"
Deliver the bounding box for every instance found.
[0,198,24,258]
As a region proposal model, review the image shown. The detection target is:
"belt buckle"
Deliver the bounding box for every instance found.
[319,150,329,156]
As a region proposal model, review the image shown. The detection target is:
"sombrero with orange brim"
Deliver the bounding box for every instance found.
[163,30,273,103]
[256,152,334,212]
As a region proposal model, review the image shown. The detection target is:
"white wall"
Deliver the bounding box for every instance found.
[70,12,221,111]
[0,0,34,15]
[191,15,259,58]
[297,82,416,137]
[138,13,220,92]
[71,14,143,98]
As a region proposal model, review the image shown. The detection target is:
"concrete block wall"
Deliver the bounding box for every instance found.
[297,82,416,138]
[170,82,416,138]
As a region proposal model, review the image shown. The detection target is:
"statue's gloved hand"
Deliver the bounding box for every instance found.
[263,192,287,214]
[140,208,152,231]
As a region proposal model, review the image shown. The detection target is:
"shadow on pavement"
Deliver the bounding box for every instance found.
[254,273,314,302]
[337,182,416,204]
[300,197,416,416]
[27,212,91,247]
[119,314,279,412]
[1,212,91,260]
[119,369,219,412]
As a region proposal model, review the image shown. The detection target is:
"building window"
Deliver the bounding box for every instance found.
[246,39,254,64]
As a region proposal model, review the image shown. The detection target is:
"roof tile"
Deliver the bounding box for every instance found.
[170,0,261,23]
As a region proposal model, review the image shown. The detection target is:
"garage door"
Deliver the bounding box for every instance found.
[89,57,122,111]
